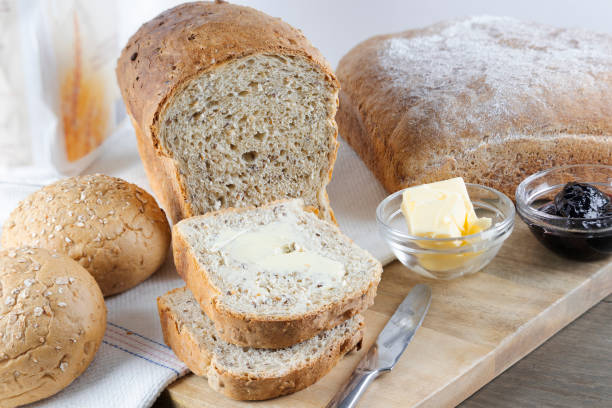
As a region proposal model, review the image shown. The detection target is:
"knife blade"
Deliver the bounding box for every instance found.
[326,284,432,408]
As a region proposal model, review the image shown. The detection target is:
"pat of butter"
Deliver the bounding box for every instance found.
[400,177,492,272]
[212,222,345,287]
[401,177,491,239]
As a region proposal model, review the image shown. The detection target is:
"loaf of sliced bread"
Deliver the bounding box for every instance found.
[173,199,382,348]
[116,1,339,223]
[158,287,363,400]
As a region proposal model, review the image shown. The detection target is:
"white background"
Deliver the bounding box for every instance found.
[120,0,612,69]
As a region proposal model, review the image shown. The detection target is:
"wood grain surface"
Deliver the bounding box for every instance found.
[460,294,612,408]
[154,219,612,408]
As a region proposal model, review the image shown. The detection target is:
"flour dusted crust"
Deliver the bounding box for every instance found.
[116,1,339,223]
[172,200,381,349]
[158,287,363,401]
[1,174,171,296]
[0,247,106,407]
[337,16,612,199]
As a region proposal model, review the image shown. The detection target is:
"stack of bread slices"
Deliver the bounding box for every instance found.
[115,1,382,401]
[159,200,381,400]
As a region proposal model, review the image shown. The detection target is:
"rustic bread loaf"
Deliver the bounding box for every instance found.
[336,16,612,199]
[1,174,171,296]
[0,247,106,407]
[116,1,339,223]
[158,287,363,401]
[173,199,381,348]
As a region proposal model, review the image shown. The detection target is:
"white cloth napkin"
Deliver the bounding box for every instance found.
[0,127,392,408]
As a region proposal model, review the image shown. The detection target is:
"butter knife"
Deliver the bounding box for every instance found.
[326,284,432,408]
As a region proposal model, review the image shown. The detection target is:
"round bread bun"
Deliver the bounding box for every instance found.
[0,247,106,407]
[1,174,171,296]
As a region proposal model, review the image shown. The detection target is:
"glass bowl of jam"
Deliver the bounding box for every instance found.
[516,164,612,261]
[376,183,515,280]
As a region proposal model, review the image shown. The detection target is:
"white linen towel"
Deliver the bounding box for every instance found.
[0,127,393,408]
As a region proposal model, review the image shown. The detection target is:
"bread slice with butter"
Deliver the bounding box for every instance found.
[158,287,364,401]
[172,199,382,348]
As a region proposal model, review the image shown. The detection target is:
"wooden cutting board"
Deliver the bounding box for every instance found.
[161,218,612,408]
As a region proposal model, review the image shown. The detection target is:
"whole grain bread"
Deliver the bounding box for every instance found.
[116,1,340,223]
[172,199,381,348]
[158,287,363,401]
[1,174,171,296]
[336,16,612,199]
[0,247,106,408]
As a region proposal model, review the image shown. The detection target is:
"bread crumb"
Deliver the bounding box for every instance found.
[60,362,68,372]
[55,277,69,285]
[57,302,67,308]
[39,337,45,343]
[33,307,44,317]
[4,296,15,306]
[23,278,36,287]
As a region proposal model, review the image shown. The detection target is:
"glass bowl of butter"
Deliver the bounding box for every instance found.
[376,178,515,280]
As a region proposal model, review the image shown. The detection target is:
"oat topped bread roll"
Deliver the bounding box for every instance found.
[116,1,339,223]
[1,174,171,296]
[336,16,612,199]
[0,247,106,408]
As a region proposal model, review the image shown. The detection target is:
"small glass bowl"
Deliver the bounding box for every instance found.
[515,164,612,261]
[376,184,515,280]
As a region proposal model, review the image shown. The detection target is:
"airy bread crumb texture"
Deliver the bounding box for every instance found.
[159,54,338,221]
[177,200,381,317]
[163,287,362,378]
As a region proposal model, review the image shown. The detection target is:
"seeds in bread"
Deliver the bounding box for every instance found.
[0,247,106,408]
[158,287,363,401]
[336,16,612,199]
[116,1,339,223]
[1,174,171,296]
[173,199,381,348]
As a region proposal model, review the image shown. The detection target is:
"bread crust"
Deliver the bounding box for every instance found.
[0,247,106,407]
[336,17,612,199]
[1,174,171,296]
[172,201,381,349]
[157,289,363,401]
[116,1,339,222]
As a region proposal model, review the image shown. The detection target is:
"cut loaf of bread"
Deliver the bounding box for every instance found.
[116,1,339,223]
[158,287,363,401]
[173,199,382,348]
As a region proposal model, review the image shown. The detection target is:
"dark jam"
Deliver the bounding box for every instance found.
[526,182,612,261]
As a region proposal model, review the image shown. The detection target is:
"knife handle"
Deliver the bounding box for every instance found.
[325,367,381,408]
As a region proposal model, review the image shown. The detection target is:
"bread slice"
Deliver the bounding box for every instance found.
[158,287,363,401]
[116,2,339,223]
[173,199,381,348]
